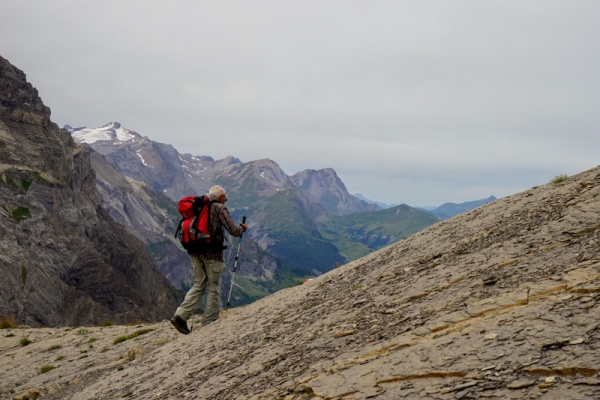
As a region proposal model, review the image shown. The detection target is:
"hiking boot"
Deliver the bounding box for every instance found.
[170,315,190,335]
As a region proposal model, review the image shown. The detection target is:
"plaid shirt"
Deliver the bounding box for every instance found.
[195,197,244,261]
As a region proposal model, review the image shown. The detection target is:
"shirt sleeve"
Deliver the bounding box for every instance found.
[219,206,244,237]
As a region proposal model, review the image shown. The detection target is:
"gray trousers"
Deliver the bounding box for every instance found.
[175,255,224,326]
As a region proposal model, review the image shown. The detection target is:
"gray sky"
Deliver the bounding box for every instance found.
[1,1,599,206]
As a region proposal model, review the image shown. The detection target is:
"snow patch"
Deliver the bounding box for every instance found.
[136,150,148,166]
[70,122,138,144]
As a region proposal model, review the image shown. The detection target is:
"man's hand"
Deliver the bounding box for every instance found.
[240,223,247,232]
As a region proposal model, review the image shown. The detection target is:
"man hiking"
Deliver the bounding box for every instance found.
[170,185,247,334]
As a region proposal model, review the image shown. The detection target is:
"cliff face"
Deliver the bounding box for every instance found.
[0,55,182,327]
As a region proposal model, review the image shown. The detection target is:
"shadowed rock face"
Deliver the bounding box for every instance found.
[0,55,183,327]
[4,163,600,398]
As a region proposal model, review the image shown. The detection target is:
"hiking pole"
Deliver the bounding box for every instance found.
[226,216,246,310]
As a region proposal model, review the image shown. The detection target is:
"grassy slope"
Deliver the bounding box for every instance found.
[319,204,439,262]
[258,190,344,273]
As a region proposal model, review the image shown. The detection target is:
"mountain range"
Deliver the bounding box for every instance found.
[67,123,439,279]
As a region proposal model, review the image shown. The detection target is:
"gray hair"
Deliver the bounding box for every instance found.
[208,185,226,199]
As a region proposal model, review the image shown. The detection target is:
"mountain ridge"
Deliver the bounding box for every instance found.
[421,195,498,220]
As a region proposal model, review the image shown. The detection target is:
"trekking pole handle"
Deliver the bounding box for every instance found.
[240,216,247,236]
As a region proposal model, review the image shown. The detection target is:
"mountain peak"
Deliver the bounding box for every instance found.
[291,168,380,215]
[68,122,141,144]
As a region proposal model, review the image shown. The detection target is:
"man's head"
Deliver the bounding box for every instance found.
[209,185,227,204]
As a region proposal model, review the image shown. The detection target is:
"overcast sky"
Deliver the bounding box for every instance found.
[1,1,599,206]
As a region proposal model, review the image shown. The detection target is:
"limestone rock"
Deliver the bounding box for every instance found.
[507,380,536,389]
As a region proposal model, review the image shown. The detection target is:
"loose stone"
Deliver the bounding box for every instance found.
[507,380,536,389]
[454,381,478,390]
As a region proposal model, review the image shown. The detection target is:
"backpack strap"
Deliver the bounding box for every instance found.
[174,218,184,238]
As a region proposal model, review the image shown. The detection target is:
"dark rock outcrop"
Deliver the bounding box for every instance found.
[0,55,183,327]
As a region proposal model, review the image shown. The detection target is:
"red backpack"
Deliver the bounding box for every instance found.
[175,196,218,254]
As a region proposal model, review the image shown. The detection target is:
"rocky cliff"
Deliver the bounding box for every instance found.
[3,162,600,399]
[0,55,182,327]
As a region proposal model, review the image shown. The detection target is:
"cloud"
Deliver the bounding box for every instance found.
[1,0,599,205]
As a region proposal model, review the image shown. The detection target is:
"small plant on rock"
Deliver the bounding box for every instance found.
[113,328,154,345]
[11,207,32,222]
[20,338,31,347]
[0,317,17,329]
[40,365,56,374]
[21,180,31,191]
[5,176,18,187]
[47,345,61,351]
[551,174,569,184]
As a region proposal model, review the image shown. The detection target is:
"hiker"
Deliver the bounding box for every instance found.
[170,185,247,334]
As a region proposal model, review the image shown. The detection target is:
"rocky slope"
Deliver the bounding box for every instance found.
[0,55,182,328]
[3,162,599,399]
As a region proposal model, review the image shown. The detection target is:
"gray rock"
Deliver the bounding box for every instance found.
[507,380,536,389]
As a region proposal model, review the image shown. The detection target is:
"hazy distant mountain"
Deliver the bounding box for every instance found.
[354,193,398,209]
[292,169,380,215]
[420,196,498,220]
